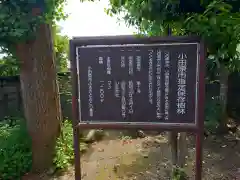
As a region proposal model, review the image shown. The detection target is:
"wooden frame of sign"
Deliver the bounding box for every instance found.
[70,35,206,180]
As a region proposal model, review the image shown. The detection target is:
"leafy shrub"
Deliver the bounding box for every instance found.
[54,120,87,170]
[172,167,188,180]
[0,119,32,180]
[54,120,74,169]
[0,118,87,179]
[205,96,222,133]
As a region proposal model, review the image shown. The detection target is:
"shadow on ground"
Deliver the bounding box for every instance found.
[22,132,240,180]
[114,135,240,180]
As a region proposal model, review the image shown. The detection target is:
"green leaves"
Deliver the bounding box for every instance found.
[53,120,87,170]
[184,0,240,72]
[104,0,240,72]
[0,118,84,179]
[52,25,69,72]
[0,24,69,76]
[54,120,74,169]
[0,119,32,180]
[0,0,67,54]
[0,55,20,76]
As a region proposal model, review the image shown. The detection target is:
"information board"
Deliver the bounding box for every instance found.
[71,36,204,127]
[70,35,205,180]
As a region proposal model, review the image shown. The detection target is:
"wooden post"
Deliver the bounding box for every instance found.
[169,131,178,166]
[166,26,180,169]
[178,132,187,167]
[70,40,81,180]
[195,40,205,180]
[166,25,187,173]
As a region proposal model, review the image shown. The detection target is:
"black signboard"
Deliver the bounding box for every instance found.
[70,35,205,180]
[70,35,205,128]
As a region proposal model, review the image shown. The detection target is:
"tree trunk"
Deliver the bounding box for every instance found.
[168,131,178,166]
[218,64,229,132]
[16,23,62,173]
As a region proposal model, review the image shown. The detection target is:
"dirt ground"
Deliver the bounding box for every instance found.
[23,132,240,180]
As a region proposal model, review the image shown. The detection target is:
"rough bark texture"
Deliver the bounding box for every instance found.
[219,65,229,132]
[16,23,62,173]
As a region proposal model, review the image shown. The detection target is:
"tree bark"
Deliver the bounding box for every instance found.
[16,23,62,173]
[218,64,229,132]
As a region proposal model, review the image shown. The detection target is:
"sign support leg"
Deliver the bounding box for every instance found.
[74,127,81,180]
[195,131,203,180]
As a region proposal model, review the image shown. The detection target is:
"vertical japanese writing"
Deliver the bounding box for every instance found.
[121,81,126,118]
[128,55,134,75]
[176,53,187,115]
[79,43,199,124]
[99,81,104,103]
[148,50,153,104]
[164,51,170,120]
[121,55,126,68]
[156,49,162,119]
[114,81,120,98]
[128,80,134,114]
[136,81,141,94]
[108,80,112,90]
[88,66,94,117]
[98,56,103,64]
[106,56,111,75]
[136,55,141,72]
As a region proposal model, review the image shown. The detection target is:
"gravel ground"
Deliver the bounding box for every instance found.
[22,133,240,180]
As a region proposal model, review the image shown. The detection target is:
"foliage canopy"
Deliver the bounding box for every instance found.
[106,0,240,72]
[0,0,67,53]
[107,0,240,29]
[53,25,69,72]
[0,0,69,75]
[0,25,69,75]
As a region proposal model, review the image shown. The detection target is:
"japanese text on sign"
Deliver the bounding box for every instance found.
[76,42,199,125]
